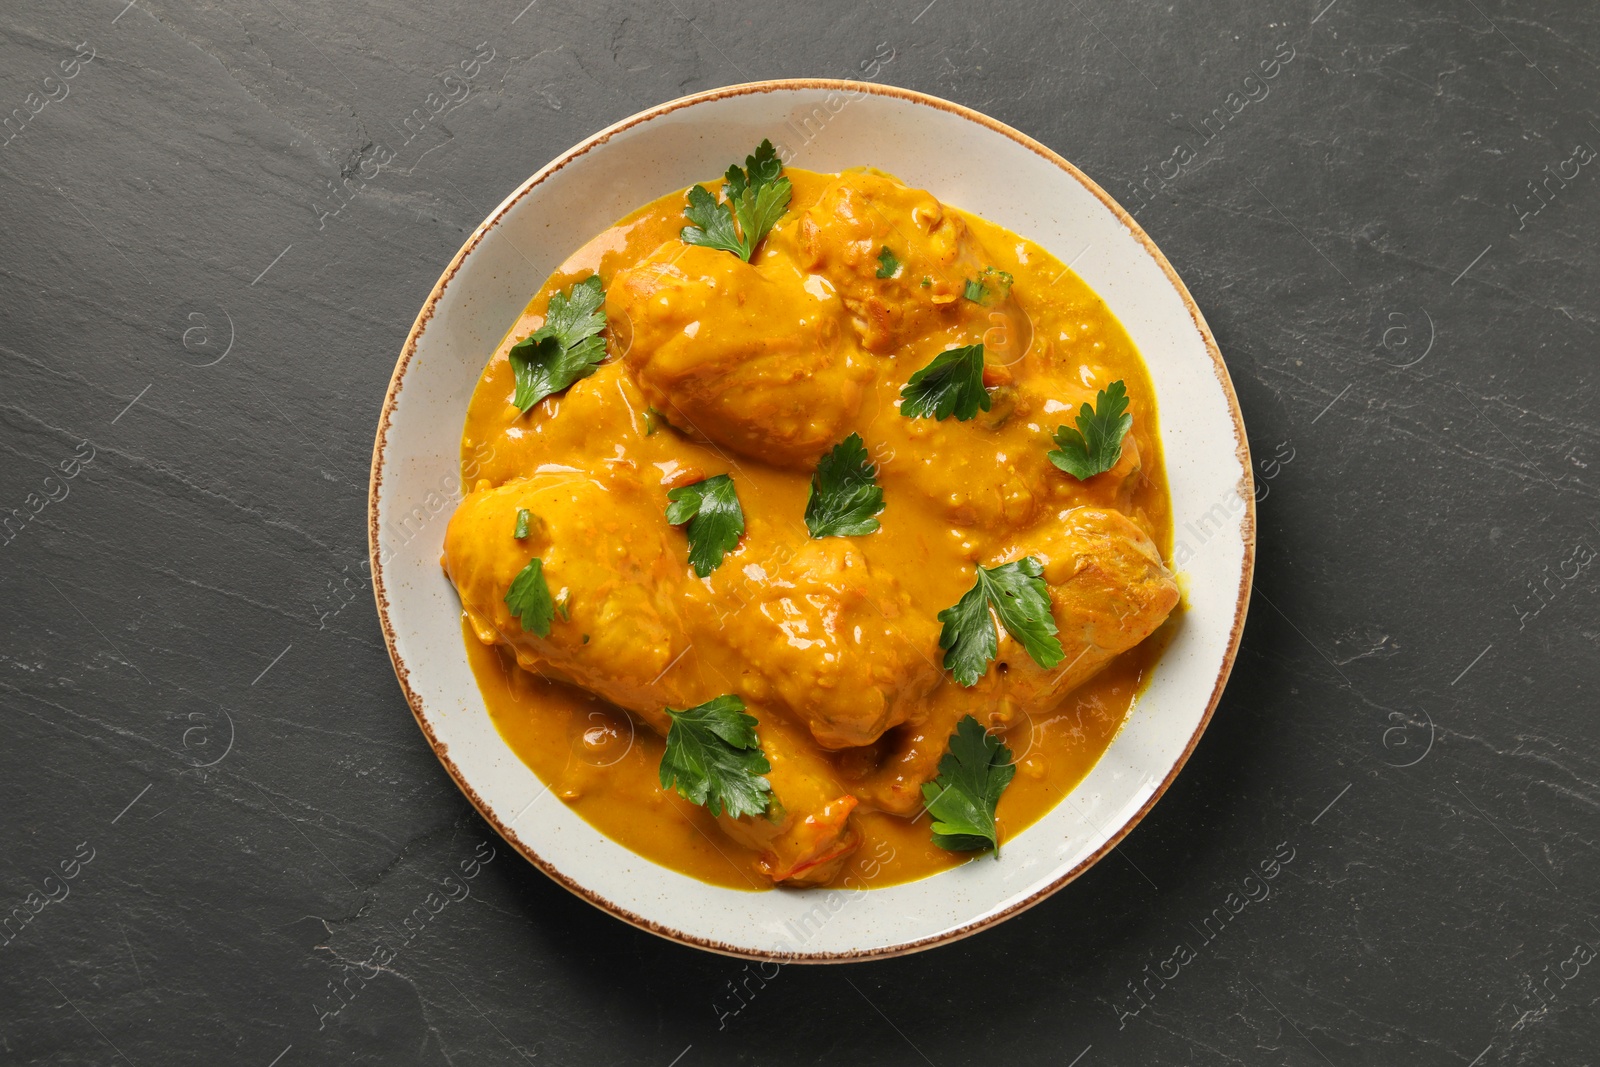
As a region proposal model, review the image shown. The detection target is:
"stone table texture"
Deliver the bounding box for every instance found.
[2,0,1597,1064]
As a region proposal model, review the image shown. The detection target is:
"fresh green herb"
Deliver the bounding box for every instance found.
[899,344,991,422]
[680,139,792,262]
[804,433,884,538]
[920,277,931,288]
[922,714,1016,854]
[513,508,532,539]
[963,268,1014,305]
[982,559,1065,671]
[937,557,1064,686]
[554,590,570,621]
[641,406,667,436]
[504,557,556,636]
[509,275,608,413]
[937,578,998,687]
[723,138,784,201]
[681,185,744,257]
[722,141,790,253]
[665,473,745,577]
[659,694,772,819]
[876,246,901,279]
[1048,380,1133,480]
[983,267,1014,300]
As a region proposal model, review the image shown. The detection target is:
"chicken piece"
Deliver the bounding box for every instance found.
[716,718,862,885]
[873,370,1057,532]
[710,538,944,750]
[442,472,863,883]
[462,361,670,491]
[608,241,873,469]
[796,169,1031,363]
[443,471,698,719]
[874,367,1143,533]
[999,507,1178,709]
[861,507,1178,814]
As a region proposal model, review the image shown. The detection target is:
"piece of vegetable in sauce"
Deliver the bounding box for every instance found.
[512,508,532,539]
[640,406,667,437]
[664,473,745,578]
[937,557,1064,686]
[1048,379,1133,481]
[509,275,608,413]
[803,433,884,538]
[923,715,1016,854]
[658,694,773,819]
[898,344,991,422]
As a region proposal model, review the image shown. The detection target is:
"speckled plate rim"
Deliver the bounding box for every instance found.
[369,78,1255,962]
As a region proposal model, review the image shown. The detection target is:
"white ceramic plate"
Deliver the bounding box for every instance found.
[369,80,1253,961]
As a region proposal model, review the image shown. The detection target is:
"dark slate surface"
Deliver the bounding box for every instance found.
[3,0,1598,1063]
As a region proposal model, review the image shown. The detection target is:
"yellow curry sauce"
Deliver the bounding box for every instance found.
[449,166,1174,890]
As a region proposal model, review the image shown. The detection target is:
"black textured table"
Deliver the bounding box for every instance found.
[4,1,1597,1064]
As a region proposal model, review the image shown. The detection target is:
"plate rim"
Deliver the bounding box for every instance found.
[367,77,1257,962]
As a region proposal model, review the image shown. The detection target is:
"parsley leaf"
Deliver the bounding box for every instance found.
[680,139,792,261]
[540,273,607,348]
[804,433,884,538]
[504,557,555,636]
[724,138,790,254]
[735,179,791,256]
[937,557,1064,686]
[899,344,991,422]
[963,268,1015,306]
[665,473,745,577]
[659,694,773,819]
[922,714,1016,854]
[509,275,608,413]
[876,246,901,279]
[985,267,1014,300]
[983,558,1065,670]
[681,184,745,258]
[1048,380,1133,480]
[937,579,996,687]
[513,508,532,539]
[723,138,783,199]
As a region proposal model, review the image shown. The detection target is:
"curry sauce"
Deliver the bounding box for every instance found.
[449,165,1174,890]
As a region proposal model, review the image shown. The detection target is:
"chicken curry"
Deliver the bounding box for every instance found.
[444,143,1178,890]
